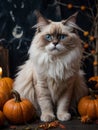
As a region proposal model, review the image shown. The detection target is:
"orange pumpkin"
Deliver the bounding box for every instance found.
[78,88,98,123]
[3,90,36,124]
[0,111,5,126]
[0,77,13,98]
[0,91,9,110]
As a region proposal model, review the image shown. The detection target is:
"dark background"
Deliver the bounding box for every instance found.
[0,0,95,81]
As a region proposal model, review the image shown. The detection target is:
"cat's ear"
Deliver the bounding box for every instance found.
[62,12,78,25]
[34,10,50,26]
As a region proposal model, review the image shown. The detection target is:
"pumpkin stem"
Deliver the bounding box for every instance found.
[89,88,96,99]
[11,89,22,102]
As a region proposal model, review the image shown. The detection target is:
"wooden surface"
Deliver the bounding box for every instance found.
[1,118,98,130]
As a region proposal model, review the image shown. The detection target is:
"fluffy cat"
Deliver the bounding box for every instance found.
[13,11,88,122]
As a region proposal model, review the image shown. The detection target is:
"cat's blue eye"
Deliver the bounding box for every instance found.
[59,34,67,40]
[45,34,52,41]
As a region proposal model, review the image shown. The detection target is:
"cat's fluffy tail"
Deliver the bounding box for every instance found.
[75,70,88,99]
[71,70,88,109]
[13,60,37,108]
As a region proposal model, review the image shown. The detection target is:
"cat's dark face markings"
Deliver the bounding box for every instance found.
[44,25,68,46]
[48,25,68,44]
[43,24,69,47]
[36,22,79,56]
[34,11,81,56]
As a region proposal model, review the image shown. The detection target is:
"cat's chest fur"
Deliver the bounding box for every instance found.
[31,47,81,81]
[47,77,68,103]
[30,43,82,103]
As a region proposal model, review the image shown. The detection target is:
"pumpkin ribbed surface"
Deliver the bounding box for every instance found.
[78,95,98,118]
[0,91,9,109]
[3,90,36,124]
[0,77,13,98]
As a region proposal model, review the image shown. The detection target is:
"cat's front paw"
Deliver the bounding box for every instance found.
[41,112,55,122]
[57,112,71,121]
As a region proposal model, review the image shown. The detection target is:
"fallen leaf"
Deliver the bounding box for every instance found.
[59,123,66,129]
[38,120,65,130]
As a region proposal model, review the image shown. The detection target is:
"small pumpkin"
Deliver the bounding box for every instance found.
[0,77,13,98]
[3,90,36,124]
[0,111,5,126]
[0,91,9,110]
[89,76,98,89]
[78,88,98,123]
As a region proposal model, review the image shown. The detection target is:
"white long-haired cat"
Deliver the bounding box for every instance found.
[14,11,88,122]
